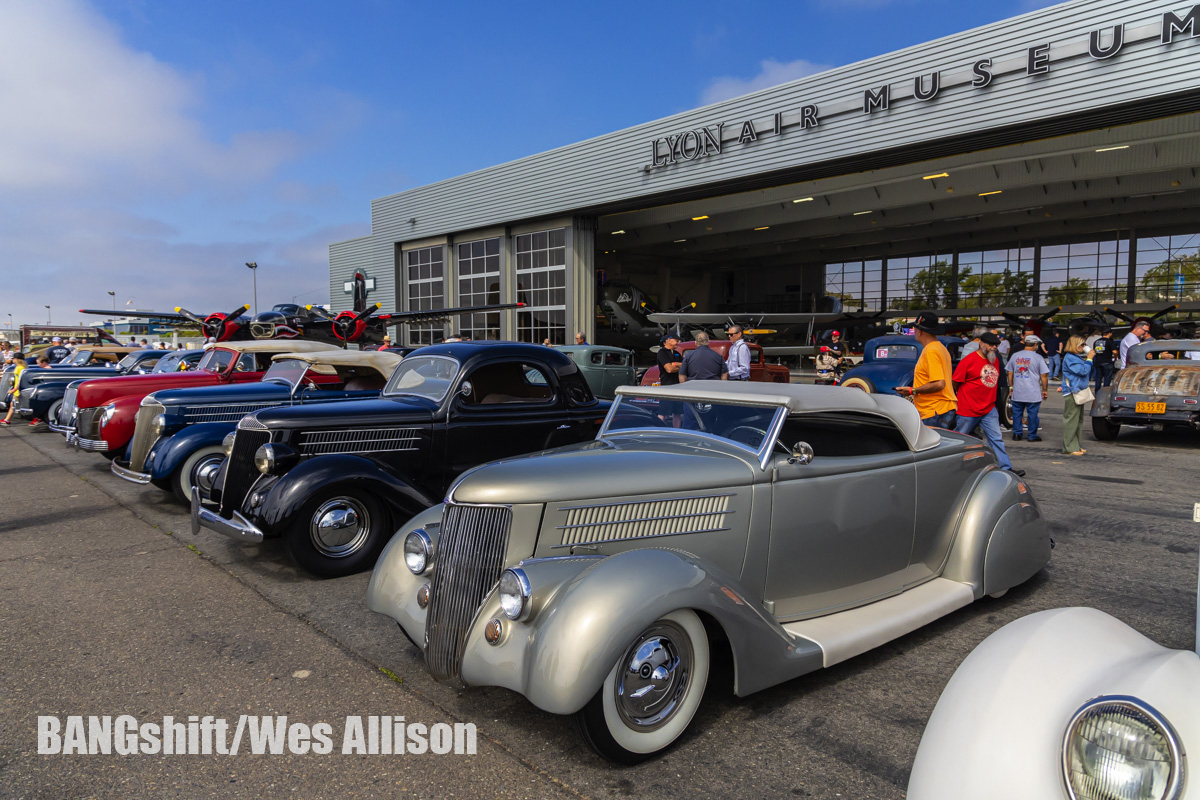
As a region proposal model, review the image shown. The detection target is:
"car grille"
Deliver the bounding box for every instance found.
[0,371,13,401]
[184,402,278,425]
[60,386,78,426]
[424,503,513,684]
[128,401,165,473]
[1116,366,1200,397]
[218,420,271,517]
[297,427,420,456]
[555,494,734,547]
[76,407,102,441]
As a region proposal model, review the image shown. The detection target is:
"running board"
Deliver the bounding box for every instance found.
[782,578,975,668]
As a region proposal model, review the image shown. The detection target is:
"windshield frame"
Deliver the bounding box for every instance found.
[599,393,787,469]
[197,347,236,374]
[381,354,461,403]
[262,358,311,392]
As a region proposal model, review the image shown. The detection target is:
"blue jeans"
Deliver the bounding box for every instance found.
[1047,353,1061,379]
[922,410,957,429]
[955,408,1012,470]
[1011,400,1041,438]
[1094,363,1113,392]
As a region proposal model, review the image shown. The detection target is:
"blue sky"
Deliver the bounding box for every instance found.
[1,0,1056,332]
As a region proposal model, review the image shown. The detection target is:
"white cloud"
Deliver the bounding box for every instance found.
[701,58,833,106]
[0,0,303,193]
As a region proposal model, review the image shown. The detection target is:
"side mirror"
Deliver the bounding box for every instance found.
[459,380,473,398]
[788,441,814,465]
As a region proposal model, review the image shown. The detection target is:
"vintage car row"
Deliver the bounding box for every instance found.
[1091,340,1200,440]
[20,349,205,427]
[112,349,404,503]
[366,381,1052,762]
[51,340,341,457]
[1,347,152,413]
[191,343,611,577]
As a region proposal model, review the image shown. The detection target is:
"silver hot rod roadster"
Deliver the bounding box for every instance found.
[367,382,1051,762]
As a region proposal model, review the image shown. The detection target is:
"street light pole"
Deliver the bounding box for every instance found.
[245,262,258,314]
[44,305,51,325]
[108,290,116,312]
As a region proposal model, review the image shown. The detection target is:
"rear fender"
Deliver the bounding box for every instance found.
[258,454,436,535]
[458,549,823,715]
[1091,385,1113,417]
[941,467,1050,598]
[150,422,236,480]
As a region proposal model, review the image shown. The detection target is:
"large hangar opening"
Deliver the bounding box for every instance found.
[592,114,1200,355]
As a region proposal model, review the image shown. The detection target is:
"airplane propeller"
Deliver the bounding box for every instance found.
[177,304,250,342]
[331,302,382,346]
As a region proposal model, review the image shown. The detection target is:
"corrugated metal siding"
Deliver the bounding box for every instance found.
[336,0,1200,285]
[329,234,396,315]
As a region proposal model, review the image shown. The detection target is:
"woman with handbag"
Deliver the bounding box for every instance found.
[1060,336,1093,456]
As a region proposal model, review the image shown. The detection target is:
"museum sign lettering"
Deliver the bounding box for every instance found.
[647,5,1200,169]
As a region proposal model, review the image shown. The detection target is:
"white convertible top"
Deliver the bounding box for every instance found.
[215,340,341,354]
[616,381,941,452]
[270,350,402,376]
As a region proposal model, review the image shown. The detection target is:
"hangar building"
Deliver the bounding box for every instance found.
[329,0,1200,350]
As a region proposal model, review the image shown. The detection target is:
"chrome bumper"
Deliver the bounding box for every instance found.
[111,459,152,485]
[190,486,264,543]
[75,436,110,452]
[48,420,73,434]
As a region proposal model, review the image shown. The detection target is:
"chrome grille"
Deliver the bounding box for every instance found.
[219,428,270,516]
[425,503,513,683]
[555,494,734,547]
[76,408,102,440]
[1116,365,1200,397]
[298,427,420,456]
[60,386,78,426]
[184,402,278,425]
[128,401,164,473]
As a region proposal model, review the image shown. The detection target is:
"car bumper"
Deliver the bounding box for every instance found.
[48,420,73,434]
[75,436,110,452]
[111,459,152,484]
[190,486,264,543]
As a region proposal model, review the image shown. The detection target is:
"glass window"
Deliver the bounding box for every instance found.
[235,353,258,372]
[405,245,445,345]
[198,349,234,373]
[460,361,554,404]
[604,396,781,453]
[515,227,567,345]
[383,355,460,402]
[456,237,502,340]
[1136,232,1199,303]
[875,344,917,359]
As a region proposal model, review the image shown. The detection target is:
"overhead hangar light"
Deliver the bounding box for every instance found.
[923,172,950,180]
[691,215,709,221]
[611,230,626,235]
[979,190,1003,197]
[792,197,814,203]
[1095,145,1130,152]
[853,211,873,216]
[754,226,770,231]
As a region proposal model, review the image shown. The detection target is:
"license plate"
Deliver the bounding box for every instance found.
[1135,402,1166,414]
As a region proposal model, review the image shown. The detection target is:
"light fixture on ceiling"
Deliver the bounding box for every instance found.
[923,172,949,180]
[853,211,872,216]
[754,226,770,231]
[978,190,1003,197]
[1095,145,1130,152]
[611,230,626,235]
[673,239,687,243]
[691,215,709,221]
[792,197,814,203]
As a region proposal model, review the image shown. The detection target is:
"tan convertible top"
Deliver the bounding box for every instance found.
[212,340,341,354]
[616,381,941,452]
[270,350,402,376]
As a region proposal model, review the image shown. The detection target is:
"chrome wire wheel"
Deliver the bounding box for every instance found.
[613,620,694,731]
[309,496,372,558]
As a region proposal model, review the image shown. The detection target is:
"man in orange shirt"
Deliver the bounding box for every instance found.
[896,311,957,428]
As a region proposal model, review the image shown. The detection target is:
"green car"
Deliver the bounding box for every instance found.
[556,345,636,399]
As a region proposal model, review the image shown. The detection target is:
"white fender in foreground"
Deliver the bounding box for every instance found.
[908,607,1200,800]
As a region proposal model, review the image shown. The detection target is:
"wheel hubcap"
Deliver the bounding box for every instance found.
[614,621,692,731]
[193,456,224,494]
[309,498,371,558]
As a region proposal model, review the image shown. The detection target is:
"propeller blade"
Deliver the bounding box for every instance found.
[353,302,382,324]
[1148,304,1178,321]
[225,304,251,322]
[1102,306,1135,324]
[306,304,332,320]
[174,306,206,325]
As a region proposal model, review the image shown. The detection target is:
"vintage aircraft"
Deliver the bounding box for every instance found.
[81,273,524,348]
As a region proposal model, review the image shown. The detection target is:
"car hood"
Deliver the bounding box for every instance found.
[449,435,759,505]
[252,395,436,429]
[74,371,225,408]
[152,381,292,407]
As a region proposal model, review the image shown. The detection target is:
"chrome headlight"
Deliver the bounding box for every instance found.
[222,431,236,457]
[151,413,169,437]
[253,443,279,475]
[403,528,433,575]
[497,568,531,621]
[1063,695,1185,800]
[100,403,117,428]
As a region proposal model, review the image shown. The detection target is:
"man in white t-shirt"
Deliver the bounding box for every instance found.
[1119,320,1151,368]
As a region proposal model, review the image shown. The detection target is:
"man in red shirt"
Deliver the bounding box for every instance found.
[951,332,1024,477]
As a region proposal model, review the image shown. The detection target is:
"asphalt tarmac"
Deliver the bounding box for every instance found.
[2,389,1197,800]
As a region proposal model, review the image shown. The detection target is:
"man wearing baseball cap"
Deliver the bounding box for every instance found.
[44,337,71,364]
[656,333,684,427]
[896,311,957,428]
[1006,334,1049,442]
[952,332,1023,476]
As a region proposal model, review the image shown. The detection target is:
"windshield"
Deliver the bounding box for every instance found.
[382,355,460,402]
[603,395,783,452]
[262,359,309,388]
[117,354,141,370]
[65,350,93,365]
[198,349,234,373]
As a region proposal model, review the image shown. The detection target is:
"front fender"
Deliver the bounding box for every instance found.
[908,608,1200,800]
[99,395,142,451]
[28,383,69,418]
[150,422,236,480]
[257,454,437,536]
[941,467,1050,598]
[459,549,823,715]
[366,504,447,641]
